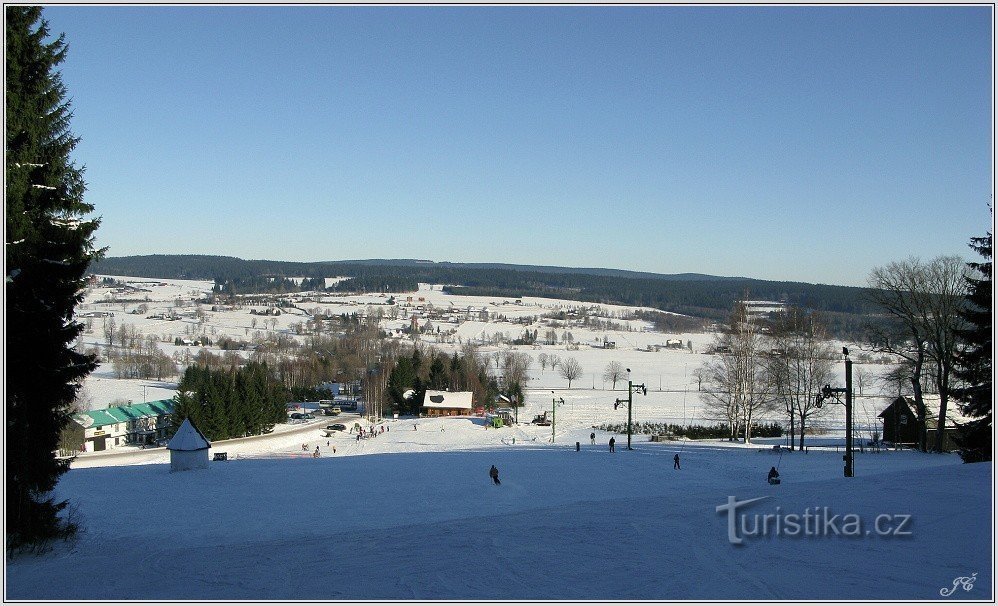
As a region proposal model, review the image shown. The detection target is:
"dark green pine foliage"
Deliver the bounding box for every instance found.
[427,357,449,390]
[449,353,462,390]
[953,232,992,463]
[386,357,418,415]
[169,363,289,441]
[6,7,103,550]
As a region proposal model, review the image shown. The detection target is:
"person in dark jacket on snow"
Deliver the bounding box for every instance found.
[489,465,501,485]
[768,466,780,484]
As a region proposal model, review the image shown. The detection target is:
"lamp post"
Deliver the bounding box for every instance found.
[614,369,647,450]
[816,348,854,477]
[551,391,565,443]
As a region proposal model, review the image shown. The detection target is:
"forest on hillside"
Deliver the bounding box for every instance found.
[90,255,883,335]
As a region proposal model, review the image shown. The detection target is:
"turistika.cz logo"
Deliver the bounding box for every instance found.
[716,496,913,545]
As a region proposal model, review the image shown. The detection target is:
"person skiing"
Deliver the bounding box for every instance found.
[609,437,616,452]
[768,466,780,484]
[674,453,681,470]
[489,465,501,485]
[590,432,595,445]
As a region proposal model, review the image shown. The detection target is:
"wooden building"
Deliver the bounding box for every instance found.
[878,395,969,451]
[421,390,474,417]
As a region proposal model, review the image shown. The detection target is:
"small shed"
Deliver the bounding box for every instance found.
[167,418,211,472]
[878,397,920,445]
[878,395,968,451]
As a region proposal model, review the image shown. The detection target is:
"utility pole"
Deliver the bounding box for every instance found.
[816,348,854,477]
[614,369,647,450]
[845,355,853,477]
[551,392,564,442]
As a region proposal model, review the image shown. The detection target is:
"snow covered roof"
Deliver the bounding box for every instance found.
[879,396,974,427]
[74,399,174,428]
[422,390,474,410]
[167,418,211,451]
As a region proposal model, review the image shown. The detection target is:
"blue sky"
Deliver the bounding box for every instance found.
[43,5,993,287]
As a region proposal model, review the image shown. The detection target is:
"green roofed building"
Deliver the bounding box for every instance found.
[71,399,175,453]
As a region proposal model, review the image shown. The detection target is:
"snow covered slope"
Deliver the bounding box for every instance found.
[6,422,992,600]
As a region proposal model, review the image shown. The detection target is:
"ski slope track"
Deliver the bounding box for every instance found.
[5,423,992,601]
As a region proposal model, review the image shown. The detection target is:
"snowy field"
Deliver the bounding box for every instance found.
[76,277,893,433]
[10,275,989,600]
[5,414,993,600]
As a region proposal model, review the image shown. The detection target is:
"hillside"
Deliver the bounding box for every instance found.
[90,255,882,331]
[5,416,991,600]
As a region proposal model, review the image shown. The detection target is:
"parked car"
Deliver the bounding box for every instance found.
[289,412,304,420]
[326,424,347,431]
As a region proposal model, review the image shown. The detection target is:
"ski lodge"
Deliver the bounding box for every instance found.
[421,390,474,416]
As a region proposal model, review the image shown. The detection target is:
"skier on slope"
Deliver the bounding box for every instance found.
[489,465,501,485]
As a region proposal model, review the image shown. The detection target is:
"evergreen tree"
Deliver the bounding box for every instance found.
[6,7,103,549]
[427,356,448,390]
[953,232,992,462]
[386,357,418,414]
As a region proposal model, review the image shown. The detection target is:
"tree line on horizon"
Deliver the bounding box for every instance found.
[91,254,883,332]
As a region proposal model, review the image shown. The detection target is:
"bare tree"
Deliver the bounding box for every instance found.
[603,361,626,390]
[559,357,583,388]
[854,366,867,396]
[501,351,532,387]
[766,307,835,450]
[700,350,742,440]
[538,352,549,371]
[699,303,775,443]
[879,362,915,398]
[103,315,116,347]
[692,367,705,391]
[500,351,533,413]
[867,256,967,452]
